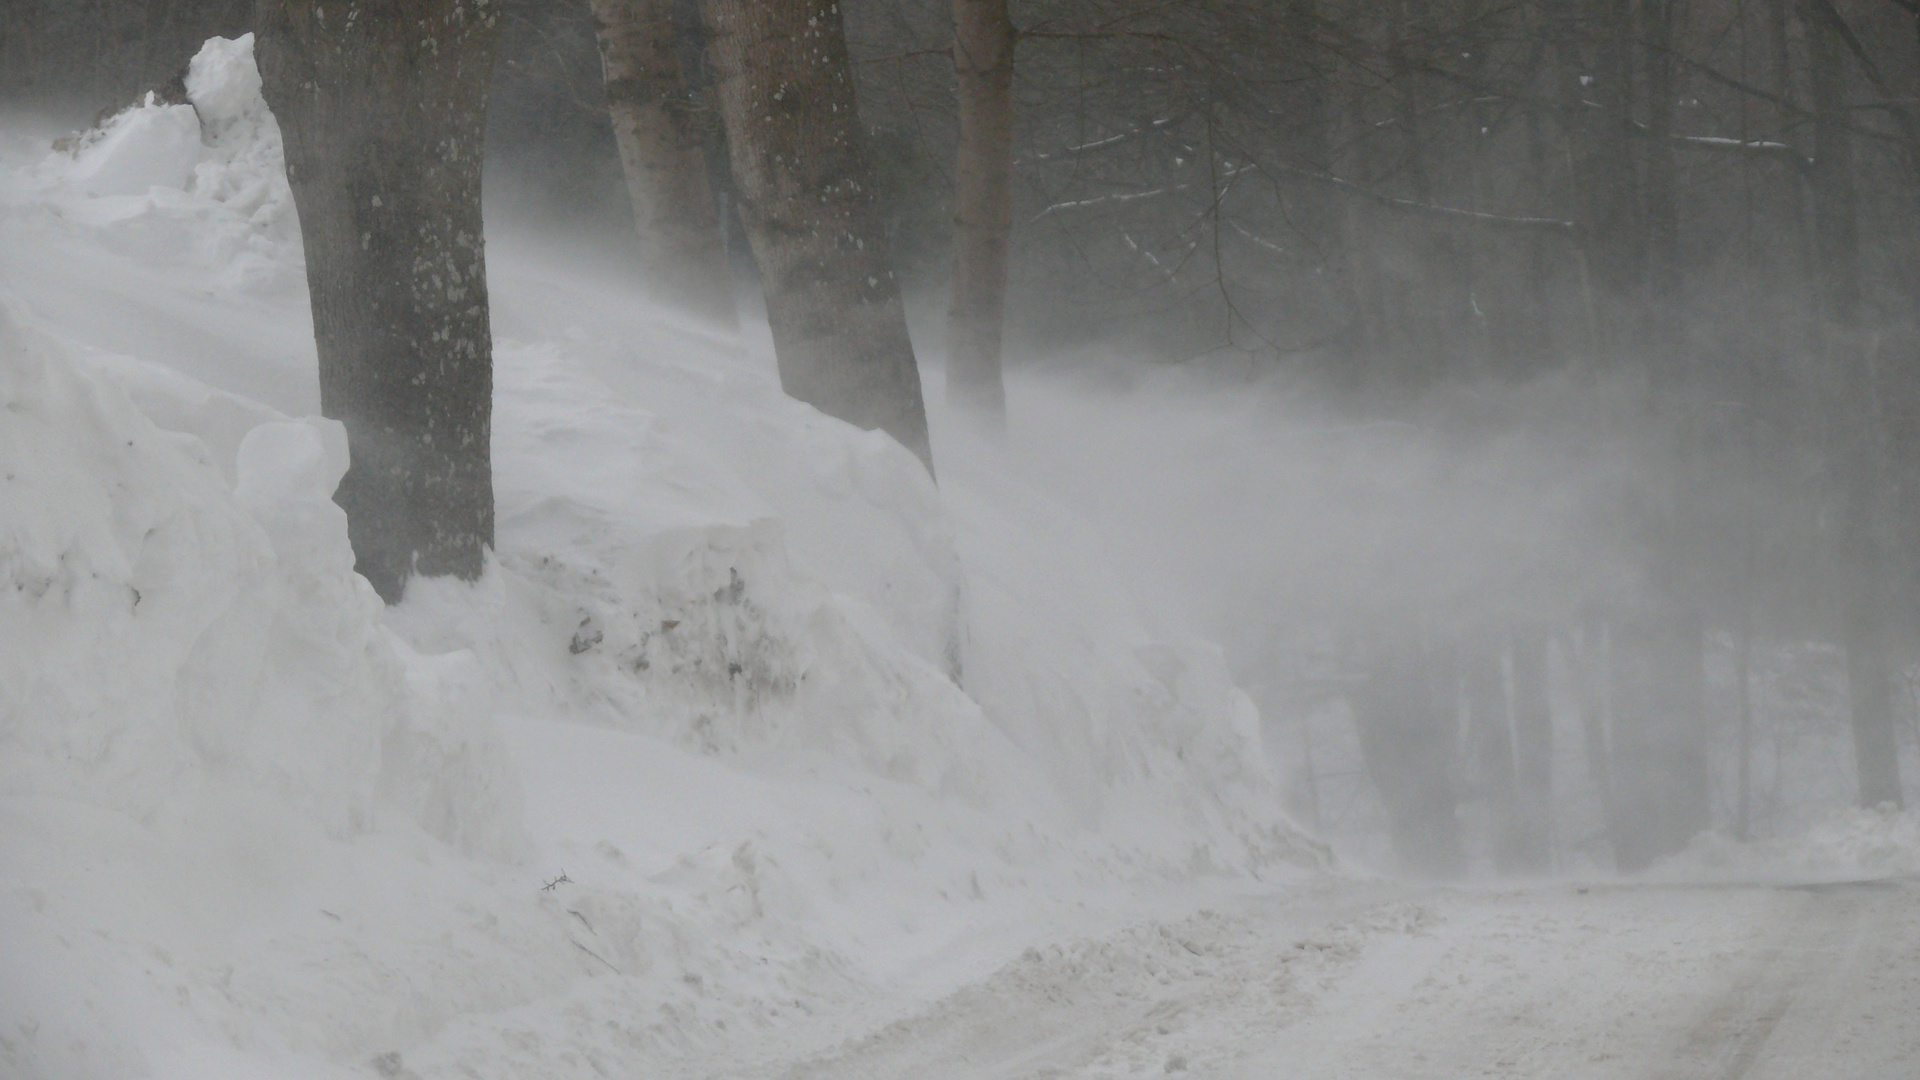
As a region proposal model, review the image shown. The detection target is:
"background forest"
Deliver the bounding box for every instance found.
[7,0,1919,879]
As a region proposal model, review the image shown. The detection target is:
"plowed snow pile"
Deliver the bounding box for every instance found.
[0,36,1319,1080]
[1648,805,1920,884]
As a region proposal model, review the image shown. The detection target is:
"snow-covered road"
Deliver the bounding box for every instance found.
[692,876,1920,1080]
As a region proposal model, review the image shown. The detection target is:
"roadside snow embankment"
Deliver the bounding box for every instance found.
[0,34,1317,1080]
[0,296,517,853]
[1648,805,1920,884]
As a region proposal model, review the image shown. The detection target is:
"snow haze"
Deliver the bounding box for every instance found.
[3,29,1918,1080]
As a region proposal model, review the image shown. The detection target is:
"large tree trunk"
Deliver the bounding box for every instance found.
[699,0,934,473]
[944,0,1015,428]
[1350,627,1464,879]
[256,0,500,603]
[589,0,738,329]
[1804,0,1904,810]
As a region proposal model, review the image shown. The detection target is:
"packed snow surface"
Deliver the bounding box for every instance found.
[6,34,1918,1080]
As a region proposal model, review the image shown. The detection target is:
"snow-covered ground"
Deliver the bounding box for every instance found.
[2,36,1917,1080]
[0,36,1318,1080]
[726,873,1920,1080]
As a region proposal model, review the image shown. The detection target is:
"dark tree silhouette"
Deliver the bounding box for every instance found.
[700,0,934,473]
[257,0,502,602]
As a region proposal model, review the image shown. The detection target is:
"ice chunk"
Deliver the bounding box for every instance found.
[66,97,203,196]
[185,33,266,137]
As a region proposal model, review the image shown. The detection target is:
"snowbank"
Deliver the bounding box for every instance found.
[1648,806,1920,884]
[33,34,298,294]
[0,293,523,844]
[3,299,354,832]
[0,34,1317,1080]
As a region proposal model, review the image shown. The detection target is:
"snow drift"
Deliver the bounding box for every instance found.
[0,291,518,854]
[0,35,1316,1080]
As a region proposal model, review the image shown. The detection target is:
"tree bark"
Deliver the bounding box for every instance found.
[256,0,500,603]
[944,0,1015,428]
[590,0,739,329]
[699,0,934,473]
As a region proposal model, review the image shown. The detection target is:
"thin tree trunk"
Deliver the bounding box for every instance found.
[1659,610,1712,834]
[1736,402,1761,840]
[590,0,739,329]
[1640,0,1684,368]
[1337,76,1387,381]
[1608,610,1710,870]
[1804,0,1859,331]
[256,0,500,603]
[1462,629,1520,872]
[1577,0,1644,356]
[1297,693,1325,834]
[1389,2,1446,382]
[1735,611,1758,843]
[1282,0,1350,346]
[1523,60,1558,373]
[1350,626,1465,879]
[945,0,1015,428]
[1843,573,1903,807]
[1510,624,1554,872]
[1804,0,1904,809]
[1570,610,1619,856]
[699,0,934,473]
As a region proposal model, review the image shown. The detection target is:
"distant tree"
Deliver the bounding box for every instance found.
[256,0,502,602]
[1639,0,1684,365]
[1462,629,1522,870]
[1509,625,1554,872]
[1608,612,1711,871]
[1350,626,1465,879]
[1802,0,1903,810]
[944,0,1016,428]
[700,0,935,472]
[588,0,739,327]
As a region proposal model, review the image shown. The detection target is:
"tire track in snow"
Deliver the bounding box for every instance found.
[1654,877,1920,1080]
[675,877,1920,1080]
[704,881,1426,1080]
